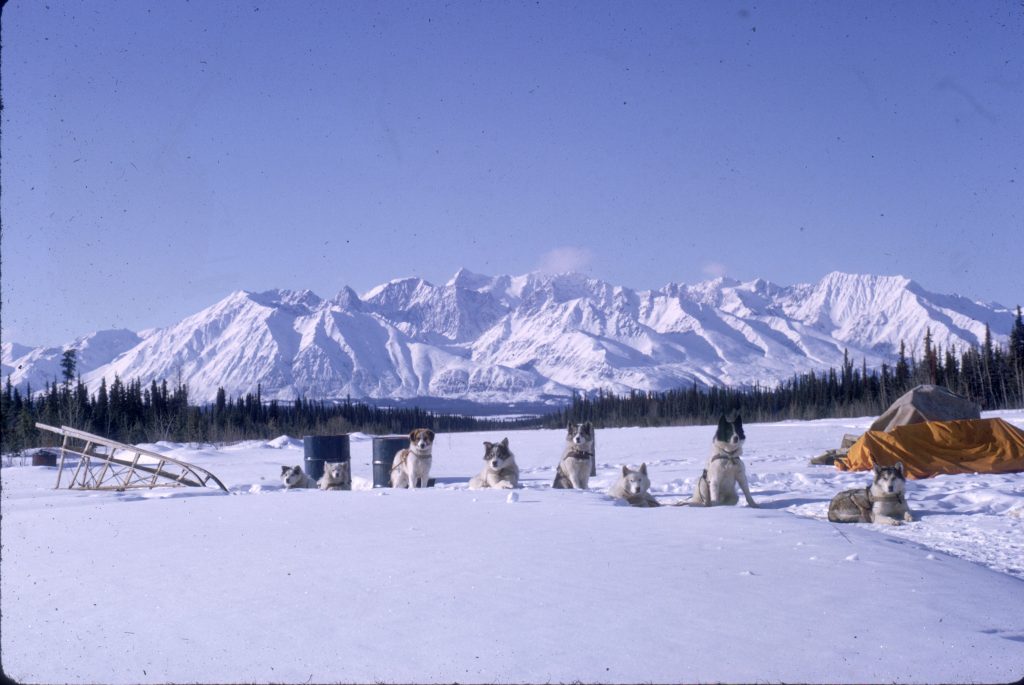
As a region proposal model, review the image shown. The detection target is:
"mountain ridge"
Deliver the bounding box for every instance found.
[3,271,1014,404]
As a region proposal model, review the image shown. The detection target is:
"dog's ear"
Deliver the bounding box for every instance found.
[500,437,509,448]
[894,461,904,475]
[483,441,493,451]
[622,465,629,476]
[281,465,289,475]
[873,463,882,476]
[409,430,418,441]
[734,414,743,428]
[718,414,729,427]
[425,429,435,441]
[639,463,648,475]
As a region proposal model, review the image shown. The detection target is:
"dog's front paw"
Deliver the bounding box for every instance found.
[497,481,514,489]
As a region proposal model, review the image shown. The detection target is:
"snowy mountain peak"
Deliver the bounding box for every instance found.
[446,268,494,291]
[3,271,1014,403]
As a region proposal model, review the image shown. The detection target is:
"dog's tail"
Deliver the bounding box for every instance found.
[672,470,709,506]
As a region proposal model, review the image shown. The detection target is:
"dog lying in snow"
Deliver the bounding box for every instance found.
[469,438,520,489]
[318,461,352,491]
[281,464,317,489]
[608,463,661,507]
[828,462,914,525]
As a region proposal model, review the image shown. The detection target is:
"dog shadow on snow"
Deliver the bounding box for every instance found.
[756,496,829,509]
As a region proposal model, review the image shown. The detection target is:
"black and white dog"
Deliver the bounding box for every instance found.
[552,421,595,489]
[684,414,758,507]
[280,464,317,490]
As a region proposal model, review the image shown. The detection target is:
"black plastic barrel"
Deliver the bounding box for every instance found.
[372,435,408,488]
[303,435,350,482]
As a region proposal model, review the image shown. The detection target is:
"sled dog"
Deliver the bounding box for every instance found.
[552,421,595,489]
[318,461,352,491]
[683,414,758,507]
[469,438,520,489]
[608,463,661,507]
[281,464,317,489]
[390,428,435,488]
[828,462,914,525]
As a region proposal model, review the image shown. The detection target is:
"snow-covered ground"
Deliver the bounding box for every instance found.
[3,412,1023,684]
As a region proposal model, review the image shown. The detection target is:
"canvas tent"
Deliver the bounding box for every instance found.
[868,384,981,433]
[809,385,982,466]
[836,418,1024,479]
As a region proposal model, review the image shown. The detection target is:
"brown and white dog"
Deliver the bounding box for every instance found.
[390,428,435,489]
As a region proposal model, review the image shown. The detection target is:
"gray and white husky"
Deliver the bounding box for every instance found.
[552,421,595,489]
[682,414,758,507]
[828,462,914,525]
[281,464,317,489]
[390,428,435,489]
[468,438,520,489]
[318,461,352,491]
[608,463,661,507]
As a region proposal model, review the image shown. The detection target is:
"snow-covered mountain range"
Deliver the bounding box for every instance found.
[2,271,1015,404]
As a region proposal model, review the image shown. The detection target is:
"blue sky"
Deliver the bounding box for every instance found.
[2,1,1022,347]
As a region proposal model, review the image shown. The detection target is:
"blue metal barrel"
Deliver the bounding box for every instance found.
[372,435,408,488]
[303,435,350,482]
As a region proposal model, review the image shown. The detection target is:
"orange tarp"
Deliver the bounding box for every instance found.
[837,418,1024,479]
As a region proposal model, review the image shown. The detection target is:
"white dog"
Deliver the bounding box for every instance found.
[390,428,435,489]
[468,438,519,489]
[608,463,661,507]
[684,414,758,507]
[318,461,352,491]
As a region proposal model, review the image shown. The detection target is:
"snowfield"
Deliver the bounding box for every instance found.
[3,412,1023,684]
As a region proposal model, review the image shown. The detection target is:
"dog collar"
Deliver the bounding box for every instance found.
[568,449,593,460]
[871,492,904,502]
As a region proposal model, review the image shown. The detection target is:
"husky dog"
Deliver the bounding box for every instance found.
[828,462,914,525]
[281,464,317,489]
[390,428,435,489]
[608,463,661,507]
[318,461,352,491]
[552,421,595,489]
[684,414,758,507]
[468,438,520,489]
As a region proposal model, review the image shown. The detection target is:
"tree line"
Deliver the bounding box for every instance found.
[0,365,533,454]
[545,309,1024,428]
[3,307,1022,453]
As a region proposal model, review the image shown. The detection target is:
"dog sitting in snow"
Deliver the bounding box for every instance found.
[468,438,520,489]
[682,414,758,507]
[390,428,435,489]
[552,421,595,489]
[280,464,317,489]
[318,461,352,491]
[608,463,661,507]
[828,462,914,525]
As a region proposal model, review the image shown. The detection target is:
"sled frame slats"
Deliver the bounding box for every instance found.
[35,423,227,493]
